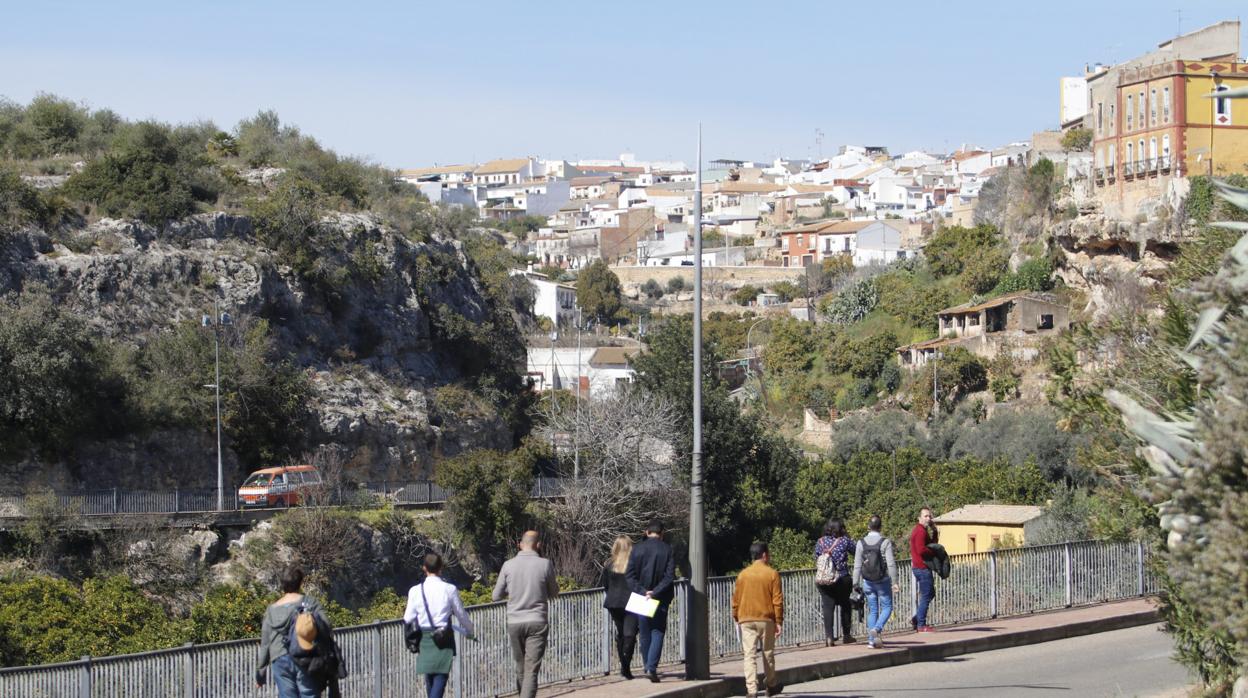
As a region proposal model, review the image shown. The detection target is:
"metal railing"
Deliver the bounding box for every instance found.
[0,540,1158,697]
[0,478,570,518]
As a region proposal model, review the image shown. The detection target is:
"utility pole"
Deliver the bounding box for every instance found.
[686,124,710,680]
[201,303,232,512]
[574,307,582,479]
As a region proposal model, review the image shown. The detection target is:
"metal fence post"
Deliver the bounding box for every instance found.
[988,551,998,618]
[112,488,119,514]
[174,488,180,514]
[79,656,91,698]
[1063,543,1073,607]
[602,608,612,675]
[183,642,194,698]
[373,621,383,698]
[1136,540,1146,595]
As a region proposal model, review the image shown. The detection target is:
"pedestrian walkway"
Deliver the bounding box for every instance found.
[541,598,1158,698]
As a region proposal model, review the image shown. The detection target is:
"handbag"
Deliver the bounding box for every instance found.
[420,582,456,652]
[404,620,422,653]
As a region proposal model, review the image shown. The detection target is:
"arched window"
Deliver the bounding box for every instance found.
[1126,142,1134,174]
[1214,82,1231,125]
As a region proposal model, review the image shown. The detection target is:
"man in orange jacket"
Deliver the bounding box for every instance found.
[732,542,785,697]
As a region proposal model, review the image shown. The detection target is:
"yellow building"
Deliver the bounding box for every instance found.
[1085,21,1248,217]
[933,504,1048,556]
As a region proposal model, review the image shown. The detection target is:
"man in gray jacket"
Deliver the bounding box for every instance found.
[852,515,899,649]
[493,530,560,698]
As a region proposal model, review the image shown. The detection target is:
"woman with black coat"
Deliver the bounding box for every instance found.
[600,535,639,679]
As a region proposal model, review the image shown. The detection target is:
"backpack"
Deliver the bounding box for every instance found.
[815,551,839,585]
[860,538,887,582]
[286,603,345,688]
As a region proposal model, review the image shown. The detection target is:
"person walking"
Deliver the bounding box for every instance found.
[256,566,334,698]
[732,542,785,698]
[813,519,854,646]
[599,535,639,679]
[910,507,938,632]
[625,519,675,683]
[852,515,899,649]
[404,552,475,698]
[493,530,560,698]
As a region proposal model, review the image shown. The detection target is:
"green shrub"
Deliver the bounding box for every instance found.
[0,290,130,455]
[63,121,201,223]
[994,256,1055,294]
[575,260,622,323]
[770,280,802,302]
[665,276,686,294]
[923,223,1002,278]
[188,583,271,643]
[960,246,1008,294]
[767,527,813,571]
[435,448,536,564]
[732,284,761,305]
[641,278,664,299]
[135,317,312,465]
[1061,128,1092,152]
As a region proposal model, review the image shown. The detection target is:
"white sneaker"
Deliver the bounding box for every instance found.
[866,628,877,648]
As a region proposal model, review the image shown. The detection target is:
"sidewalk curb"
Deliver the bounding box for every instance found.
[644,607,1160,698]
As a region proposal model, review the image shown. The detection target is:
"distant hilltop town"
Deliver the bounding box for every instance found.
[402,19,1248,274]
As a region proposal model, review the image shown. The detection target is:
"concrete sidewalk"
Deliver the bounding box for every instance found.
[538,598,1159,698]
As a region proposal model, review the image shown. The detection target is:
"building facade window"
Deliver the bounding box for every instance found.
[1150,88,1157,126]
[1110,104,1116,133]
[1139,91,1145,128]
[1163,86,1171,123]
[1162,134,1171,163]
[1138,139,1145,167]
[1126,142,1133,171]
[1149,137,1158,169]
[1215,82,1231,124]
[1126,94,1133,130]
[1097,102,1103,133]
[1109,143,1116,175]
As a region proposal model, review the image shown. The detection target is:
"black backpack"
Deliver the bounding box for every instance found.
[287,605,346,689]
[860,538,887,582]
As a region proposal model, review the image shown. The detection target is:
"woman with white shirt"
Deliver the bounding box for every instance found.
[404,552,475,698]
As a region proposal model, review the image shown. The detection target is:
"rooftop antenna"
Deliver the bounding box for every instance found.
[1174,8,1182,37]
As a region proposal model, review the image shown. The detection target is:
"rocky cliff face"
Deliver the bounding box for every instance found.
[1050,177,1194,318]
[0,212,516,489]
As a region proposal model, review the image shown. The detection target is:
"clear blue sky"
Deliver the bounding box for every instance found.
[2,1,1244,167]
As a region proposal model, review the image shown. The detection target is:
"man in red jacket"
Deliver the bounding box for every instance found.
[909,508,937,632]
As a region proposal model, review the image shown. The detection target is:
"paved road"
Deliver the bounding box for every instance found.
[782,624,1191,698]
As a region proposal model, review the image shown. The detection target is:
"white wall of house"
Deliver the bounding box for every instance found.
[417,182,476,207]
[854,222,908,266]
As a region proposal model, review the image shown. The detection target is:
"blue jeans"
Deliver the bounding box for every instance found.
[273,654,320,698]
[425,672,449,698]
[913,567,935,627]
[863,578,893,632]
[637,601,669,674]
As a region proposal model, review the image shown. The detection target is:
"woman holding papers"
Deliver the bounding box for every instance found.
[404,552,475,698]
[599,535,639,679]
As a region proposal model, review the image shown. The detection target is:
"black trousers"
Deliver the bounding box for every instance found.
[817,576,854,641]
[607,608,638,667]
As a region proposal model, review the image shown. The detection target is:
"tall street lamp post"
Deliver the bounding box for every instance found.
[202,305,232,512]
[686,125,710,680]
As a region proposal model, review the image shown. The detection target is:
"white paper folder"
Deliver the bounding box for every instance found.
[625,592,660,618]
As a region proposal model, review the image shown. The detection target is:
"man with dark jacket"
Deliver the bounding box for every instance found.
[625,519,676,682]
